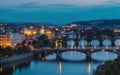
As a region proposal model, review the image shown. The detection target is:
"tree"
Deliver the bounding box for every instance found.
[32,34,51,48]
[4,46,13,56]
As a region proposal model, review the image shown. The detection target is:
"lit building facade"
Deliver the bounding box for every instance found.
[10,33,25,47]
[40,25,45,34]
[0,33,11,47]
[0,32,25,48]
[45,29,55,39]
[114,29,120,33]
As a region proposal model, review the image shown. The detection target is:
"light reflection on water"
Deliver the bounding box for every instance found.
[87,62,91,75]
[57,62,62,75]
[0,51,117,75]
[0,40,119,75]
[0,67,2,73]
[91,52,118,61]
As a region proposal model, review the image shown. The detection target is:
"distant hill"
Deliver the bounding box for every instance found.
[69,19,120,28]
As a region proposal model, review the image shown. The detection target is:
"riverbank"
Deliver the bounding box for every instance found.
[95,57,120,75]
[0,52,33,64]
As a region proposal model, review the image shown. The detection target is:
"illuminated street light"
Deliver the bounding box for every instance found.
[33,31,37,35]
[27,31,31,35]
[56,28,59,31]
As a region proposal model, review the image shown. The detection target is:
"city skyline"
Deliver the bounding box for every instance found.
[0,1,120,75]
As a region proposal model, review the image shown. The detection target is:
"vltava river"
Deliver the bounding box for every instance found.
[0,51,118,75]
[0,39,119,75]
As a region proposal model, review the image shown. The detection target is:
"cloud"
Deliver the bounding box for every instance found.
[0,0,120,7]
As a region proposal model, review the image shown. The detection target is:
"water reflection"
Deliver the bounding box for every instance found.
[92,52,117,61]
[0,58,31,75]
[62,51,86,61]
[0,50,118,75]
[67,40,75,49]
[115,39,120,46]
[87,62,91,75]
[57,62,62,75]
[13,65,16,71]
[0,67,2,73]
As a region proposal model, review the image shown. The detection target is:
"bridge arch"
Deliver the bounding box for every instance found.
[103,39,111,48]
[91,40,100,48]
[115,39,120,46]
[91,51,118,61]
[67,40,75,48]
[61,51,86,61]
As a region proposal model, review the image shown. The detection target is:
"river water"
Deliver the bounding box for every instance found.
[0,39,119,75]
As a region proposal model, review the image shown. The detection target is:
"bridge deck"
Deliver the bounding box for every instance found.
[33,48,120,54]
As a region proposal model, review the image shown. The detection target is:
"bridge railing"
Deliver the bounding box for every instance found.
[32,47,120,51]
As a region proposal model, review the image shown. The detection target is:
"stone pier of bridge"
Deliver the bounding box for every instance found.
[56,51,62,61]
[86,51,92,62]
[117,52,120,58]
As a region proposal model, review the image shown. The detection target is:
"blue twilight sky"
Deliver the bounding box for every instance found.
[0,0,120,24]
[0,0,120,6]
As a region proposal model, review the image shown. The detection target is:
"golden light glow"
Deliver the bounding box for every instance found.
[55,40,59,48]
[60,43,62,48]
[0,34,11,48]
[24,30,32,36]
[27,31,31,35]
[55,40,63,48]
[0,67,2,73]
[46,31,51,34]
[87,63,91,74]
[24,29,37,36]
[40,26,45,34]
[33,31,37,35]
[13,65,16,71]
[59,62,62,73]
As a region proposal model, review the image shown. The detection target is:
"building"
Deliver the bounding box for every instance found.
[114,29,120,33]
[0,32,25,48]
[40,25,45,34]
[0,33,11,47]
[10,33,25,47]
[45,29,55,39]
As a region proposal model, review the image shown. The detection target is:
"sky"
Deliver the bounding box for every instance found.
[0,0,120,6]
[0,0,120,24]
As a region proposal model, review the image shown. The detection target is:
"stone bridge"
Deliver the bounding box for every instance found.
[32,48,120,61]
